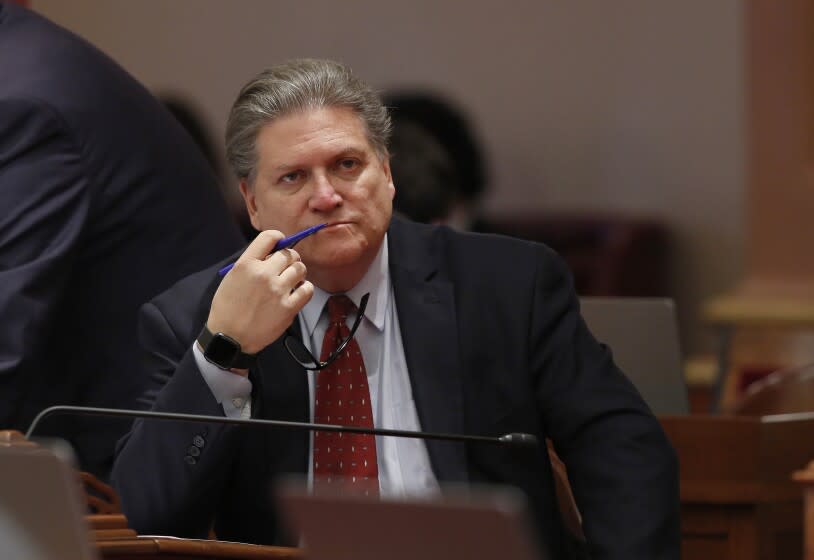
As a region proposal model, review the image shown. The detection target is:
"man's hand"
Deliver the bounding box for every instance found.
[206,230,314,358]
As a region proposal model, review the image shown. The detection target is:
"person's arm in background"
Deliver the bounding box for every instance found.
[530,249,680,560]
[0,99,90,427]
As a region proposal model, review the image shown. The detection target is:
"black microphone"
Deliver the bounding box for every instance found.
[26,405,538,448]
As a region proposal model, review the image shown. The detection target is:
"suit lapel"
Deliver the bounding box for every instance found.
[388,219,467,483]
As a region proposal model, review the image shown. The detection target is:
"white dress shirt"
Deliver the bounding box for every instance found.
[194,235,439,498]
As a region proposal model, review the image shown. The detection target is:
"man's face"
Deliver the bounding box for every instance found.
[240,106,395,292]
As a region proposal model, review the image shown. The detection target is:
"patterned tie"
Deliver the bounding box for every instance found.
[312,295,379,496]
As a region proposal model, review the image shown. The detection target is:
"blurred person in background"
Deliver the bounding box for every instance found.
[384,91,489,229]
[387,118,461,224]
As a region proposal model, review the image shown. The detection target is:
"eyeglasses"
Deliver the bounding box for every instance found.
[284,293,370,371]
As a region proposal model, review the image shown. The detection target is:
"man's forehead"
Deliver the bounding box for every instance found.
[255,107,379,161]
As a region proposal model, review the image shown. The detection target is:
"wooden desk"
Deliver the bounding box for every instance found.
[89,504,302,560]
[96,535,300,559]
[661,413,814,560]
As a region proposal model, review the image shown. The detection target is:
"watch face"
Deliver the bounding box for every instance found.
[205,333,240,367]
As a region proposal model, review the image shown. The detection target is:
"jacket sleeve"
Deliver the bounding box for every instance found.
[0,99,89,426]
[530,249,681,560]
[111,300,242,538]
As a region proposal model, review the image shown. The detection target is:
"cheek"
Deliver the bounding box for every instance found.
[255,193,304,230]
[371,190,394,230]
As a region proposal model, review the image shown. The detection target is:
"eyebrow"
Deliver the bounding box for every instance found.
[272,147,369,171]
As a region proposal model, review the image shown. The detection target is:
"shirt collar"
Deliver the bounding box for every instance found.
[300,235,390,337]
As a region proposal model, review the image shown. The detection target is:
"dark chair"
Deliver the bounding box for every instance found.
[477,214,670,297]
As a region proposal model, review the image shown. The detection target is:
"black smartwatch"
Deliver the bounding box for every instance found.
[196,325,257,370]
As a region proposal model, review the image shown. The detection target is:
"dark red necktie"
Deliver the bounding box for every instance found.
[312,295,379,496]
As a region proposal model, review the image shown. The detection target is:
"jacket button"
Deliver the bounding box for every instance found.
[193,435,205,448]
[188,445,201,457]
[184,455,197,465]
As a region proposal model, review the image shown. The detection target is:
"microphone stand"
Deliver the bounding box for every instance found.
[26,405,538,447]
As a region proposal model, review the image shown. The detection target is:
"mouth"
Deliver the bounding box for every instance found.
[321,221,353,230]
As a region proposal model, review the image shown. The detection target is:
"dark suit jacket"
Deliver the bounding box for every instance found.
[113,218,679,560]
[0,3,243,477]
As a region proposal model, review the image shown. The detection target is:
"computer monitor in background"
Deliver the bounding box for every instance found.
[580,297,689,415]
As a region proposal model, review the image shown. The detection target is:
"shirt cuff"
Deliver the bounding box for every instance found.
[193,342,252,419]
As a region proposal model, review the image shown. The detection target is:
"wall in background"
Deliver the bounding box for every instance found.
[32,0,746,355]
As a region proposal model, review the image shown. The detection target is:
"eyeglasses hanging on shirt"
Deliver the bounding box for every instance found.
[284,292,370,370]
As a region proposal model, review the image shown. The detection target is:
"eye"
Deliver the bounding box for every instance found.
[336,158,360,172]
[279,170,303,184]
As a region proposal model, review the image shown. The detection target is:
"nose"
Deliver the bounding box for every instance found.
[308,171,343,212]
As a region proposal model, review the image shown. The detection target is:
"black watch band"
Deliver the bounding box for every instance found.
[196,325,257,370]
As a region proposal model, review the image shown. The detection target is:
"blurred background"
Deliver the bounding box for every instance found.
[29,0,814,409]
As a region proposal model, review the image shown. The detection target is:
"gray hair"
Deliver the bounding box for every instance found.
[225,58,392,182]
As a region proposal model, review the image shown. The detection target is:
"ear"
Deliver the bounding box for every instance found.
[381,156,396,201]
[239,179,263,231]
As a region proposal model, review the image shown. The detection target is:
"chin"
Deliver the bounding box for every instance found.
[307,243,366,268]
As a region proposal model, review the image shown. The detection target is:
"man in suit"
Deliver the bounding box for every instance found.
[112,59,679,559]
[0,2,243,478]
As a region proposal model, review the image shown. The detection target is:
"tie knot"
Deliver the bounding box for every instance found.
[326,295,356,325]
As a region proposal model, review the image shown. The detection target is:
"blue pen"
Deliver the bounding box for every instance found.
[218,223,328,276]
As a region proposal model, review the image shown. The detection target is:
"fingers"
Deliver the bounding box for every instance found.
[240,230,285,262]
[288,280,314,309]
[230,230,302,277]
[265,248,301,276]
[275,257,311,312]
[277,259,307,288]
